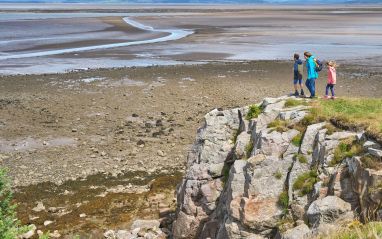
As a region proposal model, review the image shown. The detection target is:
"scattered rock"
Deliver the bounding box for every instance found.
[43,220,53,226]
[157,150,165,157]
[32,202,45,212]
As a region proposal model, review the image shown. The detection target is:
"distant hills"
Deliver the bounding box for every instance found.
[1,0,381,4]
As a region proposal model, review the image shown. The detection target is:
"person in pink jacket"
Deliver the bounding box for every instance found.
[325,61,337,99]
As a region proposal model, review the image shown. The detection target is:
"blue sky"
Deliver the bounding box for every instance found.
[0,0,381,3]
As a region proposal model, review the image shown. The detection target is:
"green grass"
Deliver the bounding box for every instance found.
[232,129,240,144]
[291,132,304,147]
[285,98,307,108]
[0,168,30,239]
[268,119,289,133]
[360,155,382,170]
[278,191,289,210]
[245,140,254,158]
[319,221,382,239]
[246,104,262,120]
[329,138,364,166]
[293,170,318,196]
[312,98,382,137]
[274,170,283,179]
[296,153,308,164]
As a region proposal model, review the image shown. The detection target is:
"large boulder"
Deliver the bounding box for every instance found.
[307,196,353,228]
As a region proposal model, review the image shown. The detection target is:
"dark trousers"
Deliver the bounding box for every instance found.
[305,78,316,97]
[326,84,335,96]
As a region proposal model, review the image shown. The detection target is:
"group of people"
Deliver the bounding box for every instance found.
[292,51,337,99]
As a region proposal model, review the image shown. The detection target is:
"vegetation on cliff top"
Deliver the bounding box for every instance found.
[310,98,382,139]
[319,221,382,239]
[246,104,262,120]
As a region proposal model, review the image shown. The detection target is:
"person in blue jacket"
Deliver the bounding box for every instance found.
[304,51,319,98]
[293,53,304,96]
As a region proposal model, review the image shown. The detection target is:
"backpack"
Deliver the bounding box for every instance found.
[315,59,323,72]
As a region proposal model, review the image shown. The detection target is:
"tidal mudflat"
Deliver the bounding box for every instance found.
[1,5,382,74]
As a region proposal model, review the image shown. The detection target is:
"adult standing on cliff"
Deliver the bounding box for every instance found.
[304,51,319,98]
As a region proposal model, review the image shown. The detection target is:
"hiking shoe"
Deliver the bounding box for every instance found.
[300,89,305,96]
[294,91,299,96]
[324,95,329,99]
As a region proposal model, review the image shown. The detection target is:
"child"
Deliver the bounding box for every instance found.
[293,53,304,96]
[325,60,337,99]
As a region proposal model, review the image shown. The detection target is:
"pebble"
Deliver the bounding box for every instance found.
[44,220,53,226]
[157,150,165,157]
[32,202,46,212]
[72,128,78,132]
[79,213,87,218]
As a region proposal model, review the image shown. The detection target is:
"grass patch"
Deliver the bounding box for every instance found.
[319,221,382,239]
[361,155,382,170]
[268,119,289,133]
[245,140,254,158]
[296,153,308,164]
[246,104,262,120]
[312,98,382,137]
[232,129,240,144]
[0,168,31,239]
[325,123,338,135]
[291,132,304,147]
[293,170,318,196]
[274,170,283,180]
[285,98,307,108]
[278,191,289,209]
[329,138,364,166]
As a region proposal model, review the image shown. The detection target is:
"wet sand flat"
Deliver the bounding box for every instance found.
[1,5,382,74]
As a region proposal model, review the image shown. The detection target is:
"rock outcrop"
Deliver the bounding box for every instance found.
[171,96,382,239]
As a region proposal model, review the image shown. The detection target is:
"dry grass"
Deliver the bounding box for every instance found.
[319,221,382,239]
[310,98,382,138]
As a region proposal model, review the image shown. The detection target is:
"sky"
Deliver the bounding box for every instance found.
[0,0,381,3]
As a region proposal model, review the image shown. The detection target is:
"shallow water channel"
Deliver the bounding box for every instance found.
[14,171,182,238]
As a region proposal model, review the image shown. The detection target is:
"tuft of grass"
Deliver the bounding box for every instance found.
[245,140,254,158]
[285,98,307,108]
[361,155,382,170]
[329,138,364,166]
[39,232,50,239]
[291,132,304,147]
[274,170,283,180]
[296,153,308,164]
[268,119,289,133]
[246,104,262,120]
[319,221,382,239]
[325,123,338,135]
[293,170,318,196]
[278,191,289,209]
[232,129,240,144]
